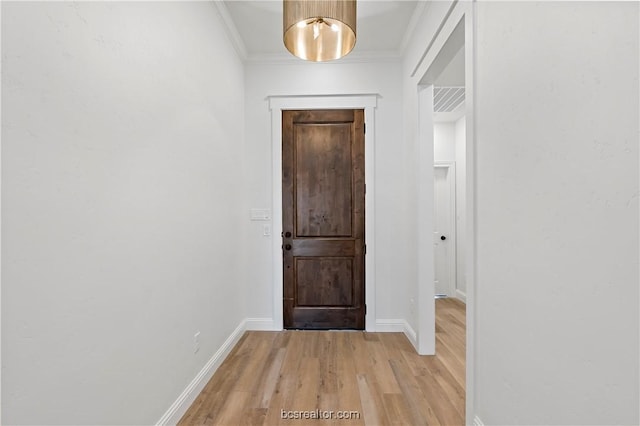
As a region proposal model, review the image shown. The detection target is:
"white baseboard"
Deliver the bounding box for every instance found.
[403,321,417,349]
[375,319,406,332]
[245,317,276,331]
[156,320,247,425]
[473,415,484,426]
[375,319,418,350]
[456,289,467,302]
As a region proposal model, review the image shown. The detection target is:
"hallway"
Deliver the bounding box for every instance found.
[179,298,465,425]
[2,2,637,424]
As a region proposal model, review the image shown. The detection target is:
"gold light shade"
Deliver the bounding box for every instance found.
[283,0,356,62]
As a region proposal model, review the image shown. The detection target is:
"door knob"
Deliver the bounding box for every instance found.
[285,231,292,238]
[440,236,446,241]
[284,244,292,250]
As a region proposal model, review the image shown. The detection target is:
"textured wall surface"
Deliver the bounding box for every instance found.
[2,2,246,424]
[474,2,639,424]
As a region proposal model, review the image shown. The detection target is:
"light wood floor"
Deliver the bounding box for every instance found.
[179,298,465,426]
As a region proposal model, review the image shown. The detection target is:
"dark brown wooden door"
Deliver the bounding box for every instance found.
[282,109,365,330]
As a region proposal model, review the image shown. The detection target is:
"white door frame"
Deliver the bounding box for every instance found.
[413,2,477,423]
[434,161,457,298]
[268,94,378,332]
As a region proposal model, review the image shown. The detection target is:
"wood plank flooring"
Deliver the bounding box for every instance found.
[179,298,465,426]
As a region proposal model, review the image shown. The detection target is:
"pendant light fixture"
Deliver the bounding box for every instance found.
[283,0,357,62]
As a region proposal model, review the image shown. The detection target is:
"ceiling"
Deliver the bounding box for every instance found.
[220,0,465,121]
[221,0,425,61]
[434,46,464,87]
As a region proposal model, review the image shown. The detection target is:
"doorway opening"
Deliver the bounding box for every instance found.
[416,5,476,422]
[268,95,378,332]
[432,44,467,301]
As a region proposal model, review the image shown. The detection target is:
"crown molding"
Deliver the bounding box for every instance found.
[245,49,402,65]
[212,0,248,61]
[213,0,421,66]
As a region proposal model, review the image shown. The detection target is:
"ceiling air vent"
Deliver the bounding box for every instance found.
[434,87,465,113]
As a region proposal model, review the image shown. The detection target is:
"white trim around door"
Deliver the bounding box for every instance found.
[412,1,477,422]
[268,94,378,332]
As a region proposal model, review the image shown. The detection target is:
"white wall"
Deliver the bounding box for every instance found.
[2,2,246,424]
[474,2,639,424]
[434,122,456,162]
[454,116,466,298]
[243,60,410,326]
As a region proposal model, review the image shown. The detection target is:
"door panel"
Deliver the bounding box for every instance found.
[295,123,353,237]
[282,109,365,329]
[296,258,353,306]
[434,165,454,297]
